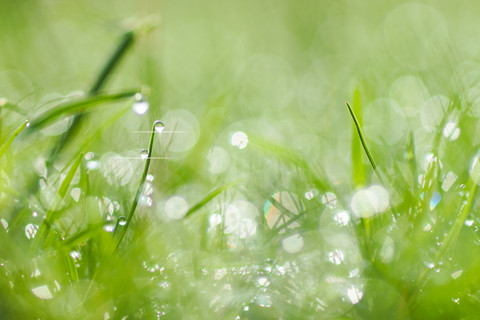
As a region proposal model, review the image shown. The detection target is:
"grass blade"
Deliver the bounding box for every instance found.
[0,120,29,159]
[32,153,83,251]
[114,120,159,251]
[28,90,139,131]
[345,101,378,173]
[185,180,240,218]
[351,88,366,188]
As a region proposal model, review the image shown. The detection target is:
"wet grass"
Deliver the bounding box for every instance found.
[2,1,480,319]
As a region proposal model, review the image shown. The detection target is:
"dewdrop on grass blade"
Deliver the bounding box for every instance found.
[154,120,165,134]
[132,93,149,115]
[140,149,149,160]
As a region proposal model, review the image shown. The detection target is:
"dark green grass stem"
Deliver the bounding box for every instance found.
[0,120,29,159]
[346,102,379,177]
[114,120,157,251]
[47,31,135,169]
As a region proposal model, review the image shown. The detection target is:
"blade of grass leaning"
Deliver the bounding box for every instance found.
[346,101,398,225]
[28,90,139,132]
[185,180,241,218]
[345,102,380,179]
[351,88,366,188]
[31,153,83,252]
[0,120,29,159]
[46,30,136,167]
[114,120,159,251]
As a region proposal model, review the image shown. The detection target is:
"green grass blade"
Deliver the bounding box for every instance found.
[32,153,83,251]
[345,101,378,173]
[0,120,29,159]
[351,88,366,188]
[185,180,240,218]
[28,90,139,131]
[114,120,159,251]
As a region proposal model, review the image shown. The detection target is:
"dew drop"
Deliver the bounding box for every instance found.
[25,120,30,128]
[140,149,149,160]
[328,249,344,264]
[334,211,350,226]
[443,121,460,141]
[322,192,337,209]
[132,94,149,115]
[231,131,248,149]
[118,216,127,226]
[25,224,39,239]
[103,222,115,233]
[154,120,165,134]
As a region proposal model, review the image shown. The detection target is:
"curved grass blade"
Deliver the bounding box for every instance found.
[351,88,366,188]
[28,90,139,132]
[46,30,136,171]
[114,120,159,251]
[185,180,240,218]
[0,120,29,159]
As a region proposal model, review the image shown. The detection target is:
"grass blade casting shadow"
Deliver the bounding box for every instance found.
[114,120,160,251]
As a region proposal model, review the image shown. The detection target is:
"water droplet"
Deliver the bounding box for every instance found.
[154,120,165,134]
[465,219,474,227]
[71,188,81,202]
[1,219,8,232]
[146,174,154,182]
[31,285,53,300]
[103,222,115,233]
[443,121,461,141]
[25,224,39,239]
[86,160,100,170]
[452,297,460,304]
[328,249,344,264]
[441,171,457,192]
[132,94,149,115]
[118,216,127,226]
[347,285,363,305]
[304,189,319,200]
[451,270,463,279]
[231,131,248,149]
[209,213,222,227]
[25,120,30,128]
[282,234,304,253]
[351,185,389,218]
[85,152,95,160]
[164,196,189,220]
[322,192,337,209]
[140,149,149,160]
[334,211,350,226]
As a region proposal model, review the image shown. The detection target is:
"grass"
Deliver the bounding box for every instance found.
[2,1,480,319]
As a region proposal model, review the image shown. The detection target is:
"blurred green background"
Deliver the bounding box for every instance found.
[2,0,480,319]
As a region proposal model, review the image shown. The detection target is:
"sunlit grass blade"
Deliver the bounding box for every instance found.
[185,180,240,218]
[32,153,83,251]
[27,89,139,131]
[114,120,159,251]
[0,120,29,159]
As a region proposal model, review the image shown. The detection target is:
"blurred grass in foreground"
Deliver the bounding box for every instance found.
[2,0,480,319]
